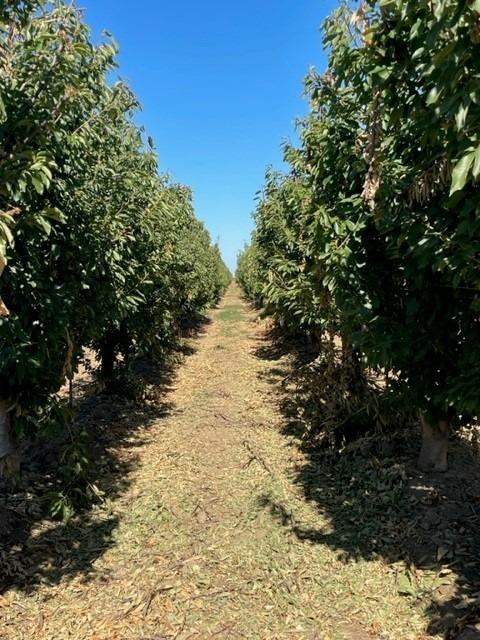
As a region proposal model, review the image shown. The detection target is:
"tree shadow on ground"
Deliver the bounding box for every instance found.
[0,317,210,596]
[254,329,480,640]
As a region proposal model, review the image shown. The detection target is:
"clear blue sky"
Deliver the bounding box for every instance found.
[81,1,338,270]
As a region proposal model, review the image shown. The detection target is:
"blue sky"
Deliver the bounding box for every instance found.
[82,1,338,270]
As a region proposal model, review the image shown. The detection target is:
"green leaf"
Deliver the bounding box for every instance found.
[426,87,440,106]
[398,573,415,596]
[0,219,14,246]
[43,207,66,223]
[455,103,469,131]
[0,95,6,123]
[450,151,475,194]
[473,146,480,179]
[471,0,480,13]
[412,47,425,60]
[34,216,52,236]
[31,176,44,194]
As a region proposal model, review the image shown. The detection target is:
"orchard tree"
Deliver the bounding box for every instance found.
[0,2,230,468]
[0,2,119,459]
[240,0,480,470]
[325,0,480,470]
[236,241,263,305]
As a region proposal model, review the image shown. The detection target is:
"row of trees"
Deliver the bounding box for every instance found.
[237,0,480,471]
[0,1,230,464]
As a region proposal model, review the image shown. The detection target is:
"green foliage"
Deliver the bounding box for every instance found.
[240,0,480,433]
[49,432,104,522]
[236,242,263,304]
[0,2,230,456]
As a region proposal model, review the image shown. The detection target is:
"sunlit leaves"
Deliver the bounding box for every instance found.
[450,151,477,195]
[240,0,480,422]
[0,1,230,446]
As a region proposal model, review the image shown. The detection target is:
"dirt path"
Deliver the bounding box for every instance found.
[2,285,429,640]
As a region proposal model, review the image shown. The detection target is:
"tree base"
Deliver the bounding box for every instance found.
[418,414,449,472]
[0,401,16,476]
[0,401,13,459]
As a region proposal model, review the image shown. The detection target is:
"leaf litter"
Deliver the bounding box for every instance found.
[0,285,453,639]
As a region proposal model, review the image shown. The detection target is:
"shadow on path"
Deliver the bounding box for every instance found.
[254,329,480,640]
[0,318,210,596]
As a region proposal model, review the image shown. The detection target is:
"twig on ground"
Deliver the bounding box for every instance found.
[242,439,275,476]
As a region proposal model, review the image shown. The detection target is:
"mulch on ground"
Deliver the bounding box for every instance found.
[2,284,478,639]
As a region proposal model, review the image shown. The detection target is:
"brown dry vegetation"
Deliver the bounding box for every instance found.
[1,284,479,639]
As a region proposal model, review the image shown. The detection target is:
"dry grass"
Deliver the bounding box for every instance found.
[0,284,450,639]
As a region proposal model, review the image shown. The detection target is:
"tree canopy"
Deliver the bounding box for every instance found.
[237,0,480,470]
[0,1,230,458]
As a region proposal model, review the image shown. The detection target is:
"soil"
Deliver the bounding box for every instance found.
[1,284,479,640]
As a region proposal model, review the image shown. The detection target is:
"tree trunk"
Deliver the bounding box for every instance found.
[418,413,450,472]
[341,336,365,396]
[118,321,132,362]
[0,400,13,460]
[100,331,117,393]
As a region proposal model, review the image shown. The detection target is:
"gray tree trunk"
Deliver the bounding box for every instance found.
[418,413,449,472]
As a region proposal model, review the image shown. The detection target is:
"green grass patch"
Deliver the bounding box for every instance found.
[217,304,244,322]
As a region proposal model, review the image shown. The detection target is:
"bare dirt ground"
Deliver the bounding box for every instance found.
[1,284,479,639]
